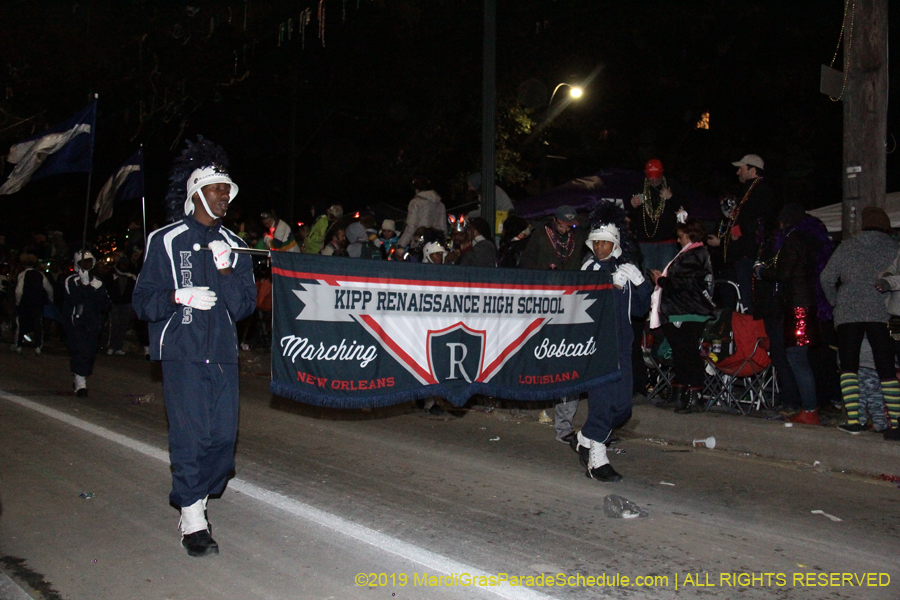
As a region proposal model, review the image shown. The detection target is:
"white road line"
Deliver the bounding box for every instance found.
[0,391,558,600]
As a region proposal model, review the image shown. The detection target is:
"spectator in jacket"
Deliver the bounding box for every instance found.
[707,154,774,314]
[457,217,497,268]
[754,204,832,424]
[13,251,53,354]
[821,206,899,438]
[304,204,343,254]
[497,215,532,269]
[261,210,300,252]
[133,138,257,557]
[649,218,716,414]
[398,178,446,249]
[628,159,687,273]
[520,205,587,271]
[104,255,137,355]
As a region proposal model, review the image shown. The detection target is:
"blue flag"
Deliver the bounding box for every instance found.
[94,149,144,226]
[0,100,96,195]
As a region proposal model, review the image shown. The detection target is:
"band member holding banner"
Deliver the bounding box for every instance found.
[133,137,256,557]
[571,202,651,482]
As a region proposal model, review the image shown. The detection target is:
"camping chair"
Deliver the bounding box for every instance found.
[703,312,776,414]
[714,278,749,315]
[643,332,675,402]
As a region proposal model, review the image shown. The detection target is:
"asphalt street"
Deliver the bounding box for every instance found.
[0,344,898,600]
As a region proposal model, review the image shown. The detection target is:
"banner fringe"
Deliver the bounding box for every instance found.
[270,370,622,409]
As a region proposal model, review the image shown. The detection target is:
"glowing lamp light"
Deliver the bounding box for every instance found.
[569,87,583,98]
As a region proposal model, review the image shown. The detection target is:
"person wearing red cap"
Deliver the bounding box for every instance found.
[628,159,687,274]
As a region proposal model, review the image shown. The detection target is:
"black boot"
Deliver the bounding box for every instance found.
[688,387,705,413]
[675,387,703,414]
[658,384,684,408]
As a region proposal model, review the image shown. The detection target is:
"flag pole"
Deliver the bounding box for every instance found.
[139,144,147,257]
[81,93,99,249]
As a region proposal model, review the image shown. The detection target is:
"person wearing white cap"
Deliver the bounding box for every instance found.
[379,219,400,256]
[567,202,652,482]
[62,247,111,396]
[133,136,257,558]
[707,154,773,314]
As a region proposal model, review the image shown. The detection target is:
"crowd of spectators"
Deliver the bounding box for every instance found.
[3,155,900,446]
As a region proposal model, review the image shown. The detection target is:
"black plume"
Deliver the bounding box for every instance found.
[165,136,230,222]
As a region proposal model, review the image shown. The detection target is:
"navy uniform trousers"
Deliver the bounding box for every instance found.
[581,291,634,444]
[162,361,239,508]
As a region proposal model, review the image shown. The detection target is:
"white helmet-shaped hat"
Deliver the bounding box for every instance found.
[422,241,448,263]
[586,223,622,259]
[184,164,239,216]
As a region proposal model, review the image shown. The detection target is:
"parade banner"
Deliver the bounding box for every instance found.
[269,252,622,408]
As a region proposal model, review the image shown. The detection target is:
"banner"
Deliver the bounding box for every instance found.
[269,252,623,408]
[0,100,96,195]
[94,149,144,227]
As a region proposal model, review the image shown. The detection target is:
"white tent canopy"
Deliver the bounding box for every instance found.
[808,192,900,233]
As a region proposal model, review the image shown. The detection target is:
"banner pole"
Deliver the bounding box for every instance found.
[80,94,98,249]
[140,145,147,258]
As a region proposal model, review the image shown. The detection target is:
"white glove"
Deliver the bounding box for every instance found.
[676,207,688,223]
[612,271,628,288]
[174,286,217,311]
[79,271,90,286]
[89,278,102,289]
[208,240,233,270]
[616,263,645,286]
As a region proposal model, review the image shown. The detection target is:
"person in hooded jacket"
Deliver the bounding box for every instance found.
[398,177,446,249]
[62,248,111,396]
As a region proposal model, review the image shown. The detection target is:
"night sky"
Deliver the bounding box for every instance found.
[0,0,897,247]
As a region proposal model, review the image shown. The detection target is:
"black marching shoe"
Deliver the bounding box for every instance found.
[587,463,623,482]
[182,530,219,557]
[570,433,589,467]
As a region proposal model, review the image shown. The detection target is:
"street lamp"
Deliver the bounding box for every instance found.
[538,83,584,189]
[548,83,583,107]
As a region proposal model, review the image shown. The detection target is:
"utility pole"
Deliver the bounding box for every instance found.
[828,0,889,237]
[479,0,497,237]
[287,77,297,226]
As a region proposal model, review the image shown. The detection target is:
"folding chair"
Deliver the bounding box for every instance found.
[643,332,675,402]
[703,312,776,414]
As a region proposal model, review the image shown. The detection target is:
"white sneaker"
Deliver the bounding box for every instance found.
[113,349,126,356]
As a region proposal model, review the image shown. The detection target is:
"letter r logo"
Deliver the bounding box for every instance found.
[446,343,472,382]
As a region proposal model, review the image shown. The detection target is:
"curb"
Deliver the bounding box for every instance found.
[0,569,35,600]
[620,404,900,478]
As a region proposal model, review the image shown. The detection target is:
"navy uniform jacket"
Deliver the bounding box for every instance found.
[133,215,257,363]
[62,274,111,332]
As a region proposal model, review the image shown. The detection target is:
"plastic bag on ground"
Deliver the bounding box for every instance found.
[603,494,648,519]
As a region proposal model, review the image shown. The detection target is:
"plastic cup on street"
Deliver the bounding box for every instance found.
[693,436,716,449]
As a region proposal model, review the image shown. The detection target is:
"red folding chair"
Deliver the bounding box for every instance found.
[703,312,776,414]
